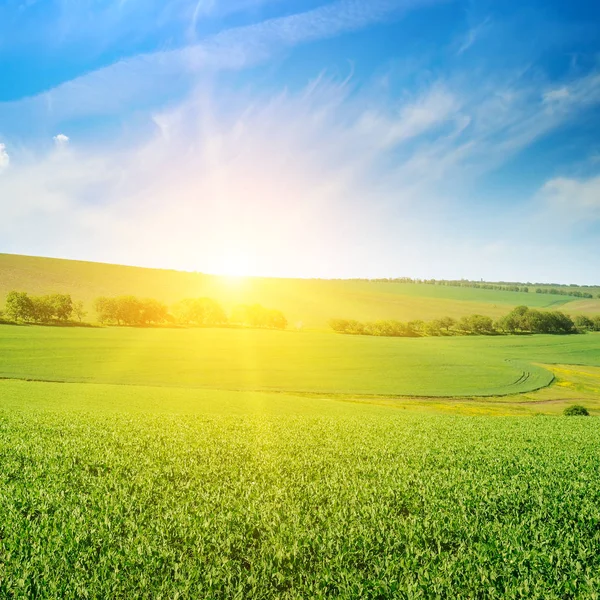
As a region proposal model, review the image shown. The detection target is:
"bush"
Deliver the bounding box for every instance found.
[563,405,590,417]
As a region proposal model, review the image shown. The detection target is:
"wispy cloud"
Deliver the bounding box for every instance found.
[456,16,491,55]
[2,61,600,277]
[0,0,442,125]
[0,144,9,171]
[539,175,600,221]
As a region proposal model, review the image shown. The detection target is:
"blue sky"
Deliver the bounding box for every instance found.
[1,0,600,283]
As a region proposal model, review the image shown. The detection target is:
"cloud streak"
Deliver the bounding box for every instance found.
[0,0,442,125]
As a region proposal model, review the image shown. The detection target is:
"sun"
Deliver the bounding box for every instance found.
[214,253,254,278]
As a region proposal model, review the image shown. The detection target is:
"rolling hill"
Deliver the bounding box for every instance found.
[0,253,598,328]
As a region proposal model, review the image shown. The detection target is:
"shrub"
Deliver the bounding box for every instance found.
[563,405,590,417]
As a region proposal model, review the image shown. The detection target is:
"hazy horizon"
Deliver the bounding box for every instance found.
[3,251,599,288]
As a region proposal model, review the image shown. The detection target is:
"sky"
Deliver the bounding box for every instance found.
[1,0,600,283]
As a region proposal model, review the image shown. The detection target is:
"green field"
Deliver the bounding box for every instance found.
[2,255,600,597]
[3,325,600,396]
[1,382,600,598]
[3,253,600,328]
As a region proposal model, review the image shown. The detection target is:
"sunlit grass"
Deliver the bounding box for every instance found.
[1,394,599,597]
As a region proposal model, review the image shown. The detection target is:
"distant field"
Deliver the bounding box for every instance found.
[2,325,600,397]
[1,253,594,328]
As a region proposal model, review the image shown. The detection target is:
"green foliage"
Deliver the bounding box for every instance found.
[172,297,227,326]
[4,291,73,323]
[575,315,595,330]
[331,307,577,338]
[0,389,600,597]
[457,314,495,335]
[231,304,287,330]
[5,291,34,321]
[535,286,594,299]
[72,300,87,322]
[495,306,576,335]
[564,404,590,416]
[94,296,168,326]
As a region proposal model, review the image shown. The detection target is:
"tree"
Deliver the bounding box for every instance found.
[329,318,350,333]
[173,298,227,326]
[139,298,168,325]
[73,300,87,323]
[438,316,456,333]
[46,294,73,322]
[5,291,34,322]
[457,314,495,335]
[574,315,594,330]
[408,320,425,333]
[95,297,119,324]
[31,295,55,323]
[424,321,442,336]
[231,304,287,330]
[95,296,169,326]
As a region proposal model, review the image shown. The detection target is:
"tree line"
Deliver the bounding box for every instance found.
[1,290,287,330]
[2,291,86,324]
[330,306,599,338]
[95,296,287,329]
[535,287,595,299]
[348,277,600,299]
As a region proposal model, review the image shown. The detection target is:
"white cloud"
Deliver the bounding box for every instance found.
[0,144,8,171]
[53,133,70,146]
[539,175,600,220]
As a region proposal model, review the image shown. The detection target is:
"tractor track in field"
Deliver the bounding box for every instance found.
[0,367,560,404]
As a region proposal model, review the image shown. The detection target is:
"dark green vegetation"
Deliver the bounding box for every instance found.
[3,253,600,329]
[1,388,600,598]
[330,306,592,338]
[564,404,590,416]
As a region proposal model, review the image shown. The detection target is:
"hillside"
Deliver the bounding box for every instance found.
[1,253,598,328]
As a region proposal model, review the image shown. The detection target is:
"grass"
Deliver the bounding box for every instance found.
[2,253,593,329]
[7,325,600,396]
[1,390,600,598]
[1,256,600,597]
